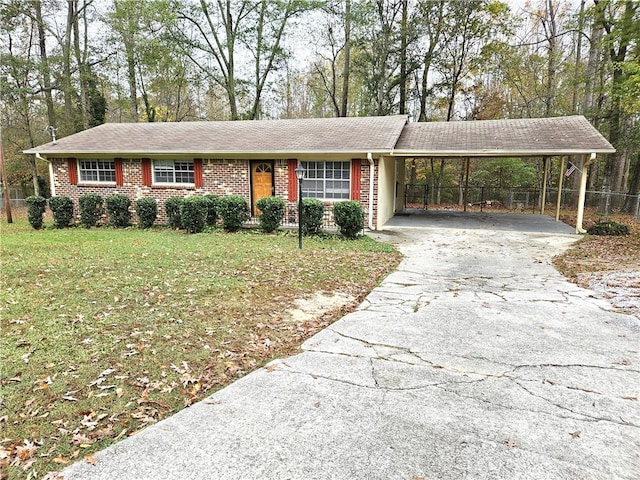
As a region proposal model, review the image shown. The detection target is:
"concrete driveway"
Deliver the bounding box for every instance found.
[62,212,639,480]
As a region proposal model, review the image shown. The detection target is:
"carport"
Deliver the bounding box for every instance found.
[382,116,615,233]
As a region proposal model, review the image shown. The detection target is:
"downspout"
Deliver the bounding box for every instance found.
[35,153,55,197]
[367,152,374,230]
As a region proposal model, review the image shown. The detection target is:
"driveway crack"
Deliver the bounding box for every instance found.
[509,378,640,429]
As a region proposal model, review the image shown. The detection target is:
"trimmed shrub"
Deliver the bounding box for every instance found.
[165,196,184,229]
[48,195,74,228]
[135,197,158,228]
[217,195,250,232]
[180,196,207,233]
[202,194,218,227]
[79,193,103,228]
[256,196,286,233]
[25,195,47,230]
[587,221,630,236]
[333,200,364,239]
[302,198,324,235]
[105,194,132,228]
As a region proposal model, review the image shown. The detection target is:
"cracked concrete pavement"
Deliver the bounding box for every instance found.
[61,211,639,480]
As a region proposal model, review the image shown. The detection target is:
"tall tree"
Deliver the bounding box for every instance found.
[177,0,313,120]
[33,0,56,131]
[434,0,510,121]
[106,0,186,122]
[415,0,446,122]
[594,0,639,192]
[310,0,354,117]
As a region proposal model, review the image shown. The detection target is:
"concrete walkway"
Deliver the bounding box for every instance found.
[62,212,639,480]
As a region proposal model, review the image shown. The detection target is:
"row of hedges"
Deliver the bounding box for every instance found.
[27,194,138,229]
[25,194,366,238]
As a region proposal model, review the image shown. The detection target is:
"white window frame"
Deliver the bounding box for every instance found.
[78,160,116,184]
[301,161,351,201]
[152,160,195,186]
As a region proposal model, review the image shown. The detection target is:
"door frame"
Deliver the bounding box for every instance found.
[250,160,275,216]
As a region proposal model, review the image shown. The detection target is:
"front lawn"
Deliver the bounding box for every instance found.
[0,221,401,478]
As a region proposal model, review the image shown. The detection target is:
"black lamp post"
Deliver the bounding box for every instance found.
[294,164,305,249]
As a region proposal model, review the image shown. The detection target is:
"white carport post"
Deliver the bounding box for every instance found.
[540,157,549,215]
[555,156,566,222]
[575,152,596,234]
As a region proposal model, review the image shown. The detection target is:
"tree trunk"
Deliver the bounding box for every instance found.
[62,1,76,133]
[623,153,640,211]
[597,0,635,192]
[34,0,56,130]
[408,159,416,185]
[399,0,407,115]
[572,0,586,114]
[73,0,90,130]
[544,0,557,116]
[340,0,351,117]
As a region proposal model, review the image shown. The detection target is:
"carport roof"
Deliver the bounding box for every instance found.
[394,115,615,157]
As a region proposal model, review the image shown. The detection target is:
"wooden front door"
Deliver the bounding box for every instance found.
[251,161,274,214]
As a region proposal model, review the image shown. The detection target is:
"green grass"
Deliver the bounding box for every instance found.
[0,220,400,478]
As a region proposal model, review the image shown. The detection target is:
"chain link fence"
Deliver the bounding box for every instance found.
[0,187,28,209]
[406,184,640,223]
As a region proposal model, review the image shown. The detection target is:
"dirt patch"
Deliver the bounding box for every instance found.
[286,291,356,323]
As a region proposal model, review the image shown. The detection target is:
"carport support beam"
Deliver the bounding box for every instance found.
[540,157,549,215]
[576,153,596,234]
[555,156,566,222]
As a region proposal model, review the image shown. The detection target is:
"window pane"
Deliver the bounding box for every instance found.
[300,161,351,200]
[153,160,194,184]
[79,160,115,183]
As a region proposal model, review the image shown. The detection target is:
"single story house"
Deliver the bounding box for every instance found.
[24,115,614,233]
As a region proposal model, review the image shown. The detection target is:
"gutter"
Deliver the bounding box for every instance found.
[35,153,55,197]
[367,152,374,230]
[390,149,616,157]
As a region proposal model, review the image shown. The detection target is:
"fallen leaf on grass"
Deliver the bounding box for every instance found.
[71,433,94,448]
[63,391,80,402]
[53,456,69,464]
[15,440,38,462]
[84,453,98,465]
[41,473,65,480]
[33,376,53,390]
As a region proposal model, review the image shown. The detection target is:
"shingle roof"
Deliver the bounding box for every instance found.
[24,114,614,158]
[24,115,409,156]
[394,115,615,156]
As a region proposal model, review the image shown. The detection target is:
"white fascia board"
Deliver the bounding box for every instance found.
[23,149,394,158]
[390,148,616,157]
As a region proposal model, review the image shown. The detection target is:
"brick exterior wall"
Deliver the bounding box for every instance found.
[51,157,377,227]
